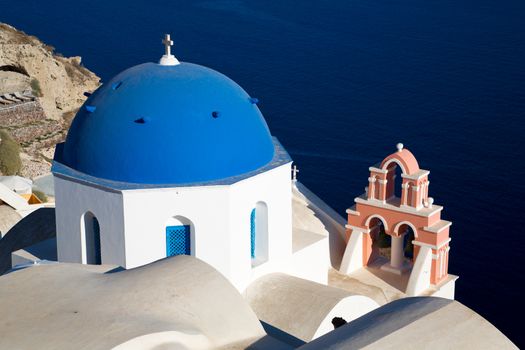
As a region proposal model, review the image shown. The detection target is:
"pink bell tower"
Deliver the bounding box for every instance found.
[340,144,454,296]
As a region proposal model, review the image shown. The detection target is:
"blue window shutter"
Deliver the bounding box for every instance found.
[166,225,191,256]
[250,209,256,258]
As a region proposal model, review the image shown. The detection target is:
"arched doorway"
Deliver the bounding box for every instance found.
[81,211,101,265]
[251,202,268,265]
[383,221,417,273]
[403,226,416,262]
[165,216,194,257]
[368,217,390,265]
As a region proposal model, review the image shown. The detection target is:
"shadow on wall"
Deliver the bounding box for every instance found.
[295,181,347,269]
[0,207,56,274]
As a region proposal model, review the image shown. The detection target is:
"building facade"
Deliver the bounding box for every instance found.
[52,42,296,291]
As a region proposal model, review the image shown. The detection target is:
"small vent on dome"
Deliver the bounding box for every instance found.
[112,82,123,90]
[85,105,96,113]
[83,91,92,97]
[134,117,147,124]
[249,97,259,104]
[212,111,220,118]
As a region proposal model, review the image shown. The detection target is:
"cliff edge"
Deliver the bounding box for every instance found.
[0,23,100,178]
[0,23,100,119]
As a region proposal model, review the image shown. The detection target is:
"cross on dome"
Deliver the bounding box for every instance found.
[159,34,180,66]
[163,34,173,56]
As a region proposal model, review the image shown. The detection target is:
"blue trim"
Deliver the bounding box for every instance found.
[250,208,256,259]
[52,137,292,191]
[166,225,191,256]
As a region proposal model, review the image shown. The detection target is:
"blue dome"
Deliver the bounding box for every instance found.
[61,62,275,184]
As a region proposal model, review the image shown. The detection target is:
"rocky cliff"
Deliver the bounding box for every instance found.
[0,23,100,119]
[0,23,100,178]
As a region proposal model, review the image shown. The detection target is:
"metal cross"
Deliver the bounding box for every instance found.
[162,34,174,56]
[292,164,300,181]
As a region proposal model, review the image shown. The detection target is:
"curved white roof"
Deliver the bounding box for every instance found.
[0,256,290,349]
[245,273,379,342]
[299,297,517,349]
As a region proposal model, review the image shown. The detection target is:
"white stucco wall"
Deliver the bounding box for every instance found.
[288,236,329,285]
[54,176,126,266]
[430,277,456,300]
[54,163,292,291]
[121,163,292,291]
[121,184,231,272]
[230,163,293,290]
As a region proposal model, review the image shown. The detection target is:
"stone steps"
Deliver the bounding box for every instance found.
[11,120,63,144]
[0,91,36,108]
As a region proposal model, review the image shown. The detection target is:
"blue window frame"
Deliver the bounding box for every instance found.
[250,208,256,258]
[166,225,191,257]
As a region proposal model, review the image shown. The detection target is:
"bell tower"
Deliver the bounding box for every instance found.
[340,144,454,296]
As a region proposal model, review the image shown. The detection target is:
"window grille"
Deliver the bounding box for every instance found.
[166,225,191,256]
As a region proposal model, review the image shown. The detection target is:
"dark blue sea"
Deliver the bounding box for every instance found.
[2,0,524,346]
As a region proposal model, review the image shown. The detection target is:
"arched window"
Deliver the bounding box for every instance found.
[81,212,101,265]
[394,165,403,198]
[251,202,268,265]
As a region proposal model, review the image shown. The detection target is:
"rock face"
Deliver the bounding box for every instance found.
[0,23,100,178]
[0,23,100,119]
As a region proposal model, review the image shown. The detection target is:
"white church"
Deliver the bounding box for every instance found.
[52,34,328,292]
[0,35,516,349]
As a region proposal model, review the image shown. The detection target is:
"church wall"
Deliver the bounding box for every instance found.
[55,162,292,292]
[229,163,293,291]
[121,185,231,272]
[120,161,292,292]
[54,176,126,266]
[288,237,330,285]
